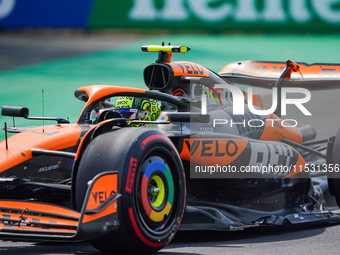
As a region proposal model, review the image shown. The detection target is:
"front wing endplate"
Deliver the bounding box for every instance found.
[0,171,119,242]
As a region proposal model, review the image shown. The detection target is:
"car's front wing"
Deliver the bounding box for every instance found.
[0,171,120,242]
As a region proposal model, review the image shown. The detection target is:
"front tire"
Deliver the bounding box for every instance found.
[74,128,186,254]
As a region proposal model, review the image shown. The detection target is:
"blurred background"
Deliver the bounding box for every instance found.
[0,0,340,140]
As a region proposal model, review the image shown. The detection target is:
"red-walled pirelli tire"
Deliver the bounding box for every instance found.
[328,126,340,208]
[74,127,186,254]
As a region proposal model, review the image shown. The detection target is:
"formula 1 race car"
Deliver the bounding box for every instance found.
[1,44,340,254]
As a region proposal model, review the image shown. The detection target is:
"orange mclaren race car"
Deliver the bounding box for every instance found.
[1,44,340,254]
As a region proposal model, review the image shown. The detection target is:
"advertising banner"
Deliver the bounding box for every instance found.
[89,0,340,32]
[0,0,94,27]
[0,0,339,32]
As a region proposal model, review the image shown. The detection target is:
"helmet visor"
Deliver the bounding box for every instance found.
[115,108,150,120]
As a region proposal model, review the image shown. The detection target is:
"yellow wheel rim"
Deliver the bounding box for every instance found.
[150,175,165,208]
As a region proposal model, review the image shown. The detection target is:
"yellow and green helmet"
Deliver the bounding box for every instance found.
[114,96,161,121]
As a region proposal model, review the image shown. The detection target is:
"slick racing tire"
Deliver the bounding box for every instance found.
[74,128,186,254]
[328,126,340,208]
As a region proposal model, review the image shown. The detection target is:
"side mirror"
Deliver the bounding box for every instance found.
[1,105,69,124]
[1,106,29,118]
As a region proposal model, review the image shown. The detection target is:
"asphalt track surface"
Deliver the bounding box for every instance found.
[1,31,340,254]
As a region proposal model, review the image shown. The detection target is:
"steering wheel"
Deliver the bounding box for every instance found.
[95,110,123,124]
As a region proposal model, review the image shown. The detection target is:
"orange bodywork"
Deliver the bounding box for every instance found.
[0,223,76,233]
[219,61,340,79]
[244,93,265,109]
[0,124,82,173]
[0,200,79,233]
[180,138,248,166]
[82,173,118,223]
[75,85,148,123]
[0,200,80,218]
[0,212,78,228]
[170,61,209,77]
[0,173,119,237]
[284,153,306,179]
[260,114,303,144]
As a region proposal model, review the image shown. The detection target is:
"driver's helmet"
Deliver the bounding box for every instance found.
[114,96,161,122]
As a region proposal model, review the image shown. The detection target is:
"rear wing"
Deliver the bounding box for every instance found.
[219,61,340,89]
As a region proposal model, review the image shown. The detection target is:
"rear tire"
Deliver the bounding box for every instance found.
[74,128,186,254]
[328,126,340,208]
